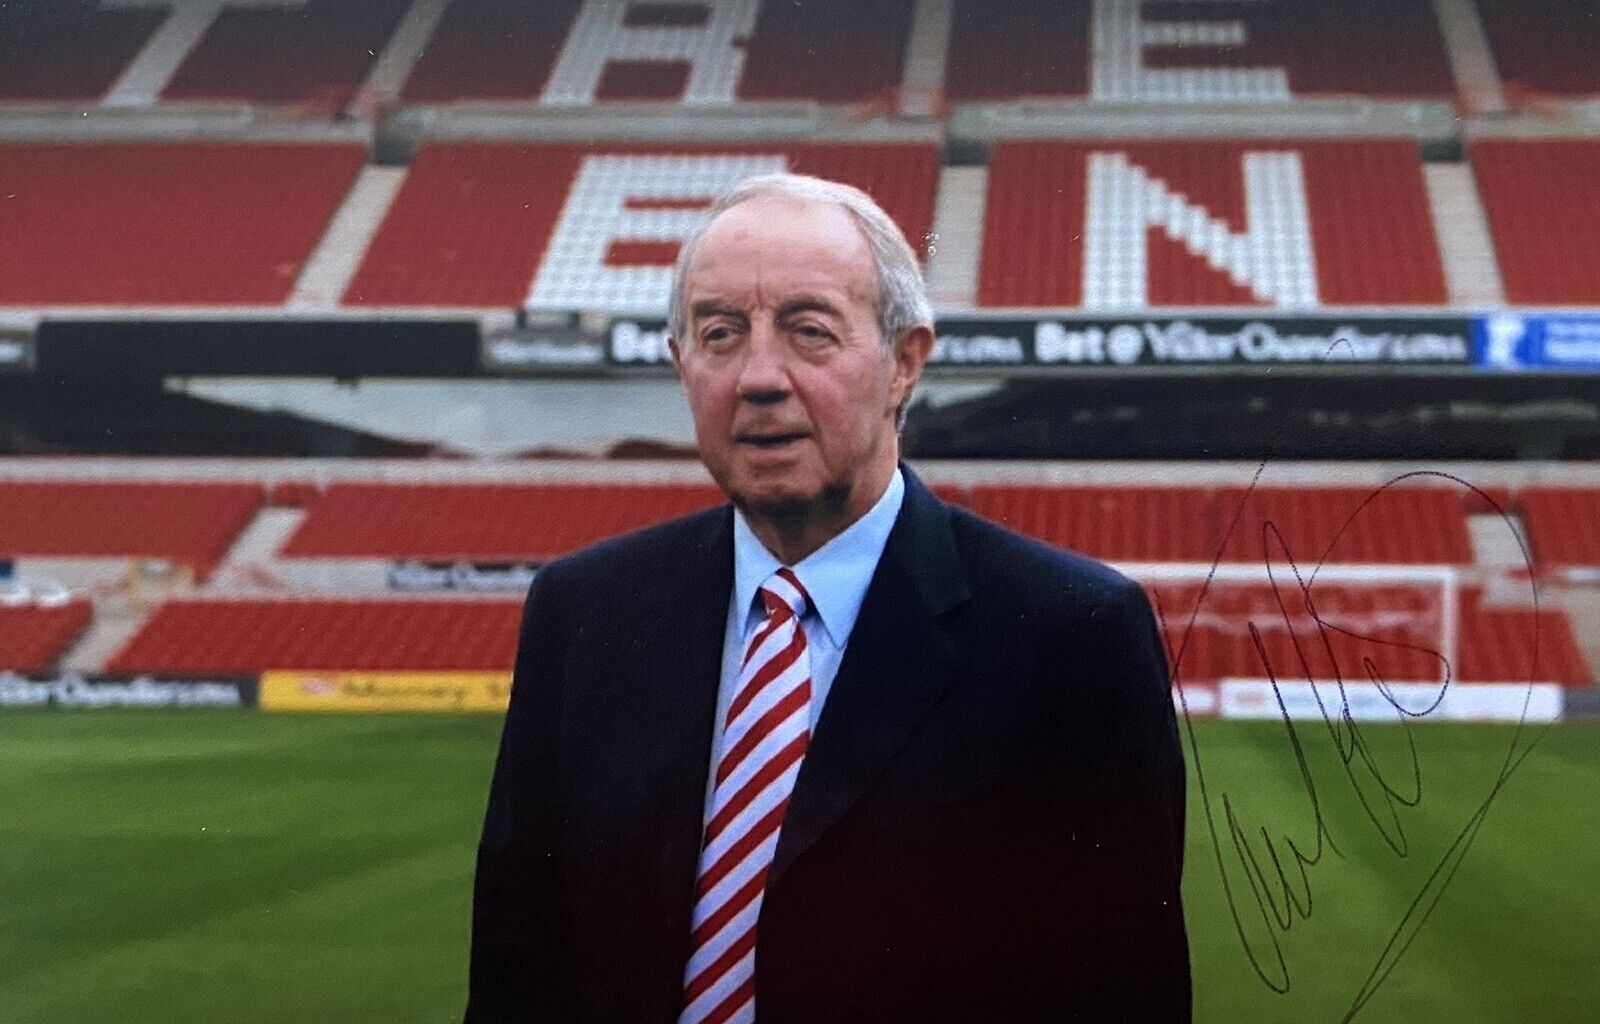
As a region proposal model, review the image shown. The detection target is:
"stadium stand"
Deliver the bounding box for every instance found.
[0,598,93,674]
[92,577,1598,688]
[1456,584,1593,684]
[0,466,1576,693]
[0,0,1596,705]
[0,480,262,575]
[400,0,913,105]
[0,0,409,107]
[153,0,410,108]
[396,0,581,103]
[1211,486,1474,566]
[978,140,1447,308]
[967,485,1473,565]
[944,0,1090,103]
[106,597,521,674]
[1476,0,1600,98]
[265,479,327,509]
[0,142,365,305]
[280,481,725,559]
[966,486,1217,562]
[0,1,166,103]
[1144,579,1591,686]
[1518,488,1600,568]
[945,0,1455,102]
[1460,484,1515,518]
[343,141,940,309]
[75,473,1592,689]
[1471,139,1600,305]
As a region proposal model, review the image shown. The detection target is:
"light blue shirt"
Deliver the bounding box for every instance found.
[704,468,906,811]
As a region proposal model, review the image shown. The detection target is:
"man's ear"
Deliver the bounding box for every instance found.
[888,323,935,416]
[668,335,683,376]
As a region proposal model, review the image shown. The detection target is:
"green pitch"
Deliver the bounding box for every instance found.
[1,712,1595,1023]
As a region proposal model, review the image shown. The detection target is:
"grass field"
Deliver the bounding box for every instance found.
[1,711,1595,1023]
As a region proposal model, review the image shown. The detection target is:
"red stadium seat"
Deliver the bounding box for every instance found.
[399,0,580,102]
[735,0,913,103]
[0,2,164,102]
[344,141,939,309]
[1144,580,1591,686]
[401,0,912,105]
[1477,0,1600,98]
[1148,578,1451,686]
[1211,486,1474,567]
[266,479,326,510]
[0,0,408,106]
[107,598,522,675]
[0,142,364,305]
[280,481,725,559]
[163,0,409,107]
[1518,488,1600,568]
[979,140,1446,308]
[1460,484,1515,517]
[1456,585,1592,685]
[0,480,262,576]
[946,0,1089,103]
[968,486,1216,562]
[1471,140,1600,305]
[946,0,1453,102]
[102,579,1589,686]
[967,484,1472,566]
[0,598,93,673]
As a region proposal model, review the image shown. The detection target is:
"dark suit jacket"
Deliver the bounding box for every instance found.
[465,464,1190,1023]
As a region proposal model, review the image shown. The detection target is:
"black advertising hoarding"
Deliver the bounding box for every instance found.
[608,319,674,365]
[0,334,34,374]
[605,316,1474,370]
[966,317,1472,368]
[18,314,1478,378]
[0,673,259,709]
[387,560,541,593]
[35,320,482,378]
[480,328,605,373]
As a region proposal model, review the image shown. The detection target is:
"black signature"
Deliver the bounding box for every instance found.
[1156,464,1555,1022]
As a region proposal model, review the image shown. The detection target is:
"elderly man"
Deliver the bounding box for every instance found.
[465,174,1190,1023]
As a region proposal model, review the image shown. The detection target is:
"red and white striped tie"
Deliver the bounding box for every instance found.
[680,566,813,1024]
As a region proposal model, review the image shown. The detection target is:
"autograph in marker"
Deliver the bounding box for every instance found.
[1157,464,1552,1023]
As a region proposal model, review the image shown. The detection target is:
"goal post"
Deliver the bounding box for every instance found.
[1116,561,1462,717]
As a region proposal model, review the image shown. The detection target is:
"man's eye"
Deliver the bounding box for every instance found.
[794,325,831,342]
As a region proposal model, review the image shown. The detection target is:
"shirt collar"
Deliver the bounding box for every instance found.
[731,467,905,647]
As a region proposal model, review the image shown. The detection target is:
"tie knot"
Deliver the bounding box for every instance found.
[759,566,810,620]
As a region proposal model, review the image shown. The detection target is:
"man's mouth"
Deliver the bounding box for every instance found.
[736,432,808,449]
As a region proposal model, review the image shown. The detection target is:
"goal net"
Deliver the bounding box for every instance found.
[1121,561,1464,720]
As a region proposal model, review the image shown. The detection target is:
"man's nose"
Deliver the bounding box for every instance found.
[736,321,791,404]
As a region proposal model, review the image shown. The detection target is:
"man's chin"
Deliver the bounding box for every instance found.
[727,477,850,524]
[729,486,816,522]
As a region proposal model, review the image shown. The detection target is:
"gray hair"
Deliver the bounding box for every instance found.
[666,172,934,348]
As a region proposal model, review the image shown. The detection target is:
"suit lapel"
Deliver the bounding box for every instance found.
[769,466,971,886]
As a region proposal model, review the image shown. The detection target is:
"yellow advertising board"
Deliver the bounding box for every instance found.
[260,671,511,713]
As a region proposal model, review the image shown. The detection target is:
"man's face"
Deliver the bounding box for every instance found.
[670,194,920,520]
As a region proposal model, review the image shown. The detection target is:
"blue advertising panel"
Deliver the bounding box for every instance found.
[1475,314,1600,372]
